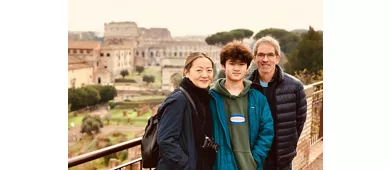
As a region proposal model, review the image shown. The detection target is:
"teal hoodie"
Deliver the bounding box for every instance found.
[211,78,256,170]
[209,79,274,170]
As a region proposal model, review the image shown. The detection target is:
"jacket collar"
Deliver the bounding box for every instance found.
[247,64,285,84]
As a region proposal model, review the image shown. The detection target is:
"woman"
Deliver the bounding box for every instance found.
[157,52,217,170]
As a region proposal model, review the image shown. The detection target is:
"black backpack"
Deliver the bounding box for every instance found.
[141,87,197,168]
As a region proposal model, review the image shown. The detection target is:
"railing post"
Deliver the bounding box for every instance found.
[319,103,323,138]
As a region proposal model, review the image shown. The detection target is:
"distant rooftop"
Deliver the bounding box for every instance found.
[68,40,101,49]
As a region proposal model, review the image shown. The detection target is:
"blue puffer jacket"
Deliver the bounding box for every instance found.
[209,88,274,170]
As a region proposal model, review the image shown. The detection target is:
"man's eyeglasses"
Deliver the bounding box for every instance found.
[256,52,277,59]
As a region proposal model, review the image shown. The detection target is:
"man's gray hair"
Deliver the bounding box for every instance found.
[253,36,281,56]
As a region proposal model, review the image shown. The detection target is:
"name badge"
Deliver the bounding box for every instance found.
[230,114,245,124]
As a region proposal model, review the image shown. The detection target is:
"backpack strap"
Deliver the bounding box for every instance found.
[179,87,199,115]
[154,88,198,123]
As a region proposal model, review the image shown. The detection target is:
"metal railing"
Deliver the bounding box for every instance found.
[69,81,324,169]
[68,137,150,170]
[309,81,323,146]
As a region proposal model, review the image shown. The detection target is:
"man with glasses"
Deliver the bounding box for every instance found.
[247,36,307,170]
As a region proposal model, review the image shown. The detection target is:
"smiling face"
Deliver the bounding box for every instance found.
[222,59,248,82]
[184,57,214,88]
[254,43,280,75]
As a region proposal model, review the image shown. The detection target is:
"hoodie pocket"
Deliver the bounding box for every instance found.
[233,150,258,169]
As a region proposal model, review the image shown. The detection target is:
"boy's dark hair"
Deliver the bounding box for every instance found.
[220,41,253,68]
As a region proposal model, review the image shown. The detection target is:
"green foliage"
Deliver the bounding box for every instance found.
[81,86,101,106]
[108,100,116,109]
[231,29,254,38]
[205,29,253,46]
[68,85,117,111]
[99,85,117,102]
[285,26,323,74]
[205,32,234,46]
[120,69,129,78]
[293,69,323,85]
[171,74,182,88]
[290,29,308,36]
[118,67,161,88]
[115,79,137,83]
[229,30,245,40]
[68,113,86,128]
[80,115,104,135]
[102,137,128,165]
[68,103,72,113]
[68,88,87,110]
[142,75,155,84]
[117,149,128,161]
[253,28,301,55]
[135,66,145,75]
[104,153,117,166]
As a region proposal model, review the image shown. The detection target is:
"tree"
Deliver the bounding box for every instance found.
[120,70,129,78]
[171,74,182,88]
[135,66,144,75]
[68,85,117,111]
[142,75,155,84]
[205,36,216,46]
[68,104,72,113]
[68,88,88,110]
[253,28,301,55]
[230,29,254,41]
[293,69,323,85]
[206,29,254,46]
[205,31,234,46]
[100,85,117,102]
[81,86,101,106]
[254,28,290,40]
[229,30,245,41]
[285,26,323,75]
[80,115,104,136]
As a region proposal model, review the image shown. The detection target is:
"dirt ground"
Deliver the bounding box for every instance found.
[68,125,145,143]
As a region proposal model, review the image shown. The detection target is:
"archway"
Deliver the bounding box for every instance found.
[98,77,101,84]
[170,73,183,89]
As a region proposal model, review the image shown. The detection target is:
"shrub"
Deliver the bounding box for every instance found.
[108,100,116,109]
[80,115,104,135]
[100,85,117,102]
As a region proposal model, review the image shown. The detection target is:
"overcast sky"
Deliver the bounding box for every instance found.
[68,0,322,36]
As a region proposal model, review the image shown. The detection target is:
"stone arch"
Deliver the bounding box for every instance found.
[161,66,184,91]
[171,73,183,89]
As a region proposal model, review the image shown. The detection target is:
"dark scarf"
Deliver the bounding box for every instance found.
[179,77,215,170]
